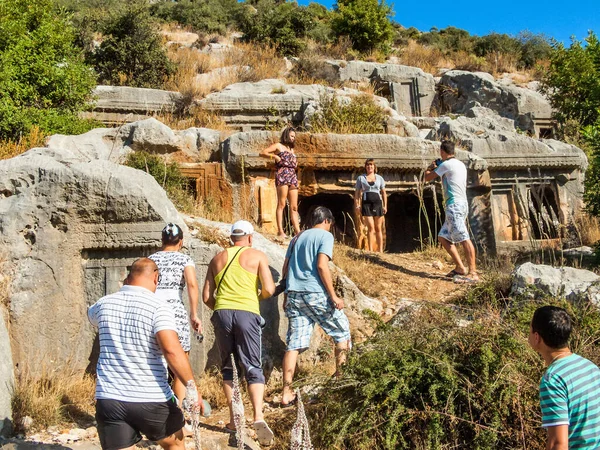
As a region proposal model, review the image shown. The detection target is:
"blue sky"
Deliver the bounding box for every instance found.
[298,0,599,44]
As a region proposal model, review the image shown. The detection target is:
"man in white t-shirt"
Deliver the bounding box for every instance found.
[88,258,204,450]
[424,141,479,283]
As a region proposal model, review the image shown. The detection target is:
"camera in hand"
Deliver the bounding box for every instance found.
[435,158,443,167]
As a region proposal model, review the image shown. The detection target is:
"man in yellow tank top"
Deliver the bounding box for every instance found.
[202,220,275,445]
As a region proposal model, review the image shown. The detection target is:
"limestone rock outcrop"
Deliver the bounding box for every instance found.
[0,143,183,376]
[437,70,553,134]
[84,85,183,125]
[46,118,221,163]
[0,307,13,437]
[511,262,600,305]
[323,60,437,116]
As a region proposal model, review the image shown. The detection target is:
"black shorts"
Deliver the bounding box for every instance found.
[361,192,383,217]
[96,398,184,450]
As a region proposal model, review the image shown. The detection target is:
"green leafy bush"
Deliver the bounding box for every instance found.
[0,0,96,140]
[331,0,394,52]
[92,4,175,88]
[312,300,600,449]
[311,95,387,134]
[237,0,316,56]
[124,151,194,211]
[151,0,242,35]
[541,32,600,217]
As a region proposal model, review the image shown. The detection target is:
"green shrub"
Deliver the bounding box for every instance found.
[312,300,600,449]
[582,121,600,217]
[124,151,194,212]
[473,33,522,59]
[417,26,476,54]
[151,0,242,35]
[92,4,175,88]
[331,0,394,53]
[0,0,97,140]
[518,31,552,69]
[237,0,316,56]
[311,95,387,134]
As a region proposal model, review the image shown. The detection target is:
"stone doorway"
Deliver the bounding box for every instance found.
[298,193,356,244]
[386,191,444,252]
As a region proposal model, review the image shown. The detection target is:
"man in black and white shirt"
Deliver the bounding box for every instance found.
[88,258,203,450]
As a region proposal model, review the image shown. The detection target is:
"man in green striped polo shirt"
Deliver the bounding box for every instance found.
[528,305,600,449]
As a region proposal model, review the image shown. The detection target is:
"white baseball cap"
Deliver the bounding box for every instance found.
[230,220,254,236]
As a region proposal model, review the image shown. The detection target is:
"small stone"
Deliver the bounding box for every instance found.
[384,308,393,316]
[432,260,444,270]
[70,428,87,439]
[85,426,98,439]
[20,416,33,430]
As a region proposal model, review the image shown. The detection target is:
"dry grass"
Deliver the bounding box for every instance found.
[12,366,96,433]
[197,369,228,409]
[189,222,229,247]
[222,43,286,83]
[574,214,600,246]
[397,40,451,75]
[0,126,47,161]
[155,107,230,132]
[333,245,389,298]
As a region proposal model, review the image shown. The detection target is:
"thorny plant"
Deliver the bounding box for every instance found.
[231,353,246,450]
[290,389,314,450]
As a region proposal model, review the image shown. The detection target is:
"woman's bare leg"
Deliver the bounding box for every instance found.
[276,185,289,237]
[373,216,385,252]
[288,188,300,235]
[363,216,375,251]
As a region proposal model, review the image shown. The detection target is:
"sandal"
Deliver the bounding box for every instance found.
[253,421,274,446]
[445,269,465,278]
[453,275,480,284]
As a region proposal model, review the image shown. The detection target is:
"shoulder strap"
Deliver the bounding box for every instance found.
[216,247,245,294]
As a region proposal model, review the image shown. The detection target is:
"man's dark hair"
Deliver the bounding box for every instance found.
[440,140,455,155]
[280,126,296,149]
[310,206,334,227]
[531,306,572,349]
[162,223,183,246]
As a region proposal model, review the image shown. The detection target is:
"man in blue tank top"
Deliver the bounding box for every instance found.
[528,305,600,449]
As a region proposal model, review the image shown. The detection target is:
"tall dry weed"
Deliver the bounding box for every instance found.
[12,366,96,432]
[397,40,450,75]
[574,214,600,246]
[155,107,230,132]
[223,43,286,82]
[0,126,47,161]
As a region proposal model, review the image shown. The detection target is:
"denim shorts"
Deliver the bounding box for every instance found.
[285,291,351,351]
[439,202,470,244]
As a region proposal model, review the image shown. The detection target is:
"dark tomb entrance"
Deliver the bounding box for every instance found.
[298,193,356,244]
[385,190,445,252]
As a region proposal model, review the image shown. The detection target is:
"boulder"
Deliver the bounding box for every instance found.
[198,79,396,131]
[323,60,437,116]
[437,70,553,133]
[0,144,184,376]
[426,108,587,171]
[46,119,221,163]
[161,30,199,48]
[511,262,600,304]
[0,308,13,437]
[85,86,182,125]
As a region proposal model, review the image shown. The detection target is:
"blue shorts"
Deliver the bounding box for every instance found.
[439,202,470,244]
[285,291,351,351]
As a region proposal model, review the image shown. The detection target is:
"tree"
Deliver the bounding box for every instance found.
[331,0,394,52]
[0,0,96,140]
[237,0,316,56]
[151,0,243,35]
[92,4,175,88]
[541,32,600,217]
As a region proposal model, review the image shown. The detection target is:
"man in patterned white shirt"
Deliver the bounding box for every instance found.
[88,258,203,450]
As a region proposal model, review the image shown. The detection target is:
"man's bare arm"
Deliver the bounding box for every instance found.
[258,253,276,299]
[202,261,216,310]
[424,168,439,182]
[546,425,568,450]
[317,253,344,309]
[156,329,204,414]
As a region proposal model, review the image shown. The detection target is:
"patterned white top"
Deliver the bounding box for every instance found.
[88,285,177,402]
[149,251,196,351]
